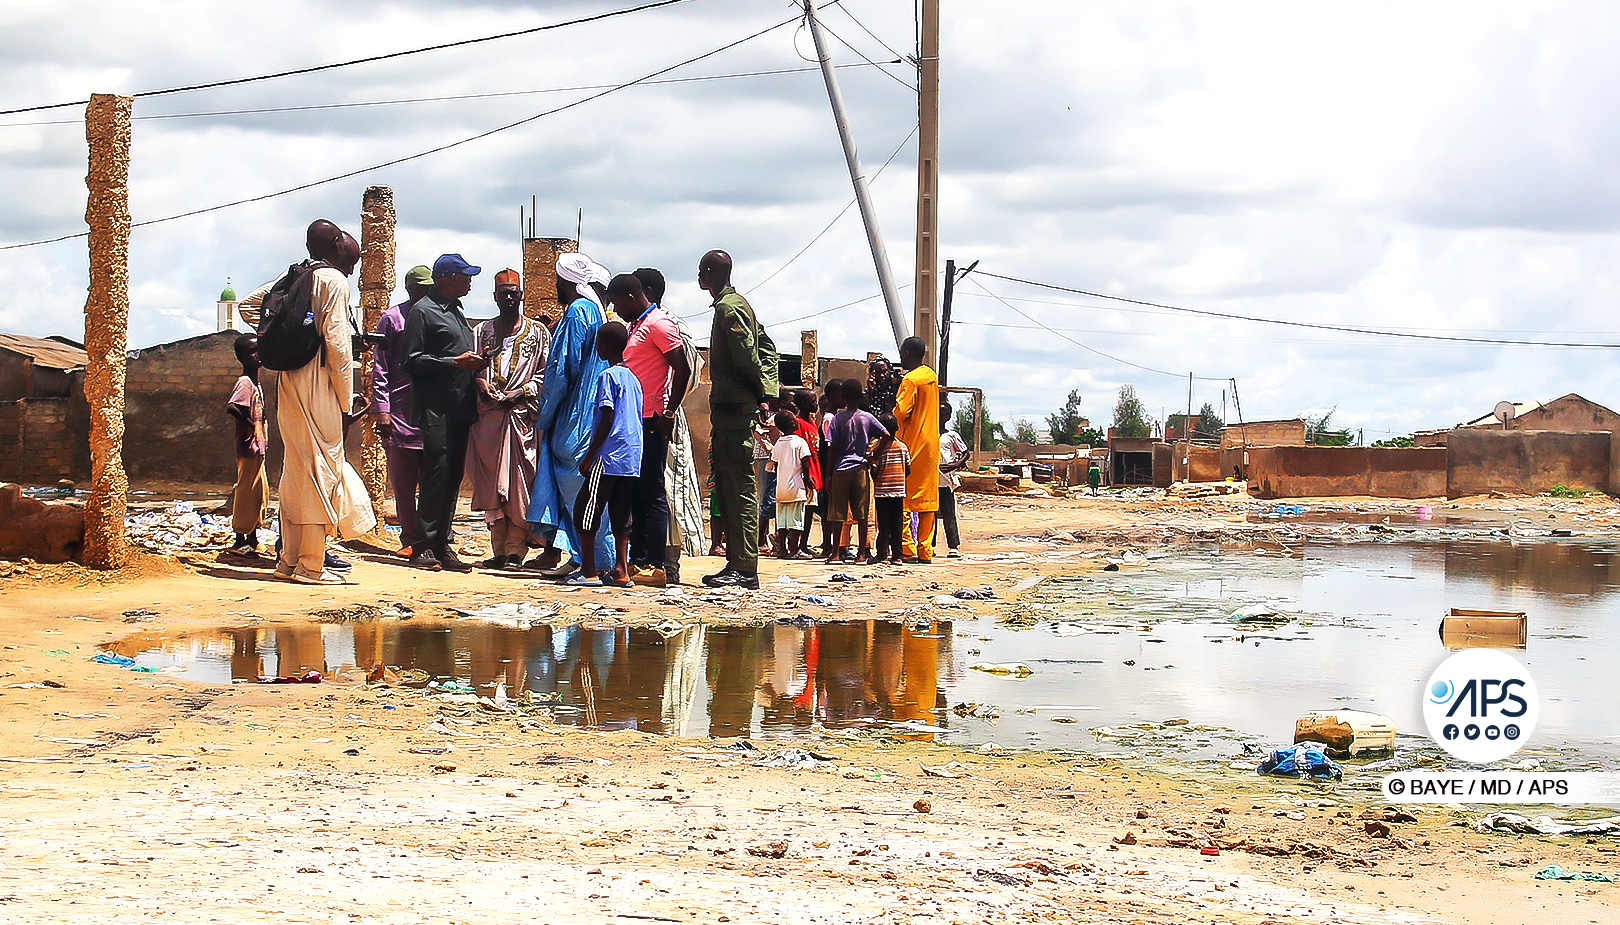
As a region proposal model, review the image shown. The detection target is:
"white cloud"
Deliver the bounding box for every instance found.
[1,0,1618,440]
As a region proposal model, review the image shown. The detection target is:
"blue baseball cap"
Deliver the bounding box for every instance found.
[432,254,481,277]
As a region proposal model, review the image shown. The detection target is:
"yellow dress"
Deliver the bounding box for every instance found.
[894,365,940,512]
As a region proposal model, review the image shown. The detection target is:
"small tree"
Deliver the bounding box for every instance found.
[1075,426,1106,447]
[1045,389,1087,445]
[1373,434,1415,448]
[1112,385,1150,438]
[954,400,1007,452]
[1196,401,1223,440]
[1013,418,1039,445]
[1306,411,1353,446]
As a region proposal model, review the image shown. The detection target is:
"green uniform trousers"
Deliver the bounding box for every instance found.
[710,424,758,575]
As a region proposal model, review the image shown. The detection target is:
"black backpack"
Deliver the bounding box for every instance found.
[255,260,331,371]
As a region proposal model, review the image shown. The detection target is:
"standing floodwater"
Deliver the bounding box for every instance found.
[107,536,1620,765]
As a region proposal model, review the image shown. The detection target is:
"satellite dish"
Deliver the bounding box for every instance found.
[1494,401,1517,425]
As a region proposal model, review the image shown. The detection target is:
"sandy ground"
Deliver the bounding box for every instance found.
[1,488,1617,923]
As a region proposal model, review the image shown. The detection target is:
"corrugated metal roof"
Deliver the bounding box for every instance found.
[0,332,89,370]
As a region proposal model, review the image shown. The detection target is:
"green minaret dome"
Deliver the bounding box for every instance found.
[219,280,236,302]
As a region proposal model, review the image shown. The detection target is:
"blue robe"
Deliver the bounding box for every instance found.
[527,296,615,568]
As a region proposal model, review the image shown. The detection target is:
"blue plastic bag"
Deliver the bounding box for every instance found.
[1257,744,1343,781]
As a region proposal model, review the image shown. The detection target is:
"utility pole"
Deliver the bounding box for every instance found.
[915,0,940,366]
[938,258,976,388]
[804,0,908,351]
[938,258,956,387]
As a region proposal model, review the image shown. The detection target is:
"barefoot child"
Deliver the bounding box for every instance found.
[572,322,642,587]
[768,411,812,559]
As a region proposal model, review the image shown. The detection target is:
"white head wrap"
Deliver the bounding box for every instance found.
[556,253,603,307]
[587,261,611,287]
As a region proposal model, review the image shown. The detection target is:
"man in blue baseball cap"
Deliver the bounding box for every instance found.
[402,253,487,571]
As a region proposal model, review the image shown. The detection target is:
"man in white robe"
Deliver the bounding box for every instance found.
[242,220,376,583]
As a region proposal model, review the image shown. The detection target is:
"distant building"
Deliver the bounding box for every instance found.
[0,333,90,484]
[1460,394,1620,433]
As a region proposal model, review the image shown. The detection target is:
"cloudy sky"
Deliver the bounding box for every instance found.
[2,0,1617,439]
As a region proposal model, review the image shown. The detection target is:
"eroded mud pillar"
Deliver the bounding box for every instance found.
[522,236,577,325]
[81,93,132,570]
[358,185,395,524]
[800,330,818,389]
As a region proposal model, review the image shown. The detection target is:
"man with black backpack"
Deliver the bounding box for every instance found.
[244,219,376,584]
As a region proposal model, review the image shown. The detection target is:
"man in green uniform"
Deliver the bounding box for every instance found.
[699,249,776,589]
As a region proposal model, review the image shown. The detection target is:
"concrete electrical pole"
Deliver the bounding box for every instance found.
[915,0,940,366]
[804,0,908,352]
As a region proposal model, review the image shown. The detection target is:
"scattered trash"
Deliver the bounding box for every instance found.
[1256,744,1343,781]
[256,670,323,684]
[952,587,996,600]
[921,762,970,779]
[1102,563,1120,572]
[1363,820,1390,838]
[754,748,833,769]
[969,662,1034,677]
[1113,832,1137,845]
[44,649,70,658]
[912,798,932,813]
[126,500,236,551]
[1440,608,1528,650]
[803,594,833,606]
[1475,813,1620,836]
[451,600,563,628]
[775,575,798,585]
[1293,710,1397,756]
[951,702,999,719]
[930,595,968,608]
[1228,603,1291,625]
[829,573,859,583]
[90,652,136,668]
[121,609,157,623]
[747,840,789,859]
[1535,864,1618,882]
[1200,845,1221,856]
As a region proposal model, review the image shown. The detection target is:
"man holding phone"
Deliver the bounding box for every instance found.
[402,253,487,572]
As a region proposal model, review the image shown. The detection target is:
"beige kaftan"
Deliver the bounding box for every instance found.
[247,268,376,537]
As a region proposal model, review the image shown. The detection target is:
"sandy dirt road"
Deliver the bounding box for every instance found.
[1,490,1616,923]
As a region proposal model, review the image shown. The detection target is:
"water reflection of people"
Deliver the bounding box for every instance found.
[706,626,764,737]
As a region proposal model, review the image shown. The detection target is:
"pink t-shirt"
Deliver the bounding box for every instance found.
[624,305,683,419]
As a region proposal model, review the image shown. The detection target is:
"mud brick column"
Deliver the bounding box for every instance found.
[81,93,132,570]
[800,330,817,389]
[358,185,395,523]
[522,236,576,325]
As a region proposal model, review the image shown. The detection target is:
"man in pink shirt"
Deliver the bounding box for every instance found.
[609,269,691,586]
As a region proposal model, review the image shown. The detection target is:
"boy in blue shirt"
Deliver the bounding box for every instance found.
[572,322,643,587]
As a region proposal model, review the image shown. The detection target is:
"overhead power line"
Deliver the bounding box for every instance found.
[746,121,919,295]
[980,270,1620,350]
[0,14,800,252]
[0,0,698,117]
[0,62,905,128]
[966,276,1228,381]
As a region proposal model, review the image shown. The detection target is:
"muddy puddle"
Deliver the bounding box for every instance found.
[106,536,1620,768]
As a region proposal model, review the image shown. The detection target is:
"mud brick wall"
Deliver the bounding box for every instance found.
[0,398,88,484]
[1221,420,1307,450]
[1244,445,1448,500]
[1447,428,1613,499]
[124,331,243,483]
